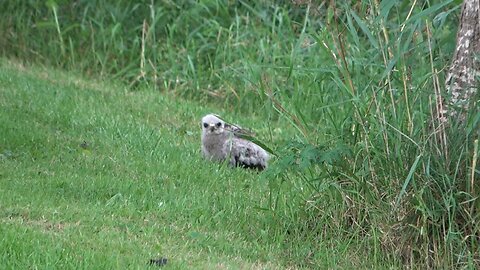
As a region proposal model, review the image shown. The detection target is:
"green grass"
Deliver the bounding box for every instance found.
[0,60,398,269]
[0,60,273,269]
[1,0,479,268]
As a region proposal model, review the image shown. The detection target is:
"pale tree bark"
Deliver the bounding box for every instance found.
[442,0,480,122]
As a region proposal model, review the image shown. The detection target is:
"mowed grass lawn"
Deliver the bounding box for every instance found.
[0,59,293,269]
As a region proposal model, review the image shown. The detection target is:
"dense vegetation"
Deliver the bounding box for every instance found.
[1,0,479,268]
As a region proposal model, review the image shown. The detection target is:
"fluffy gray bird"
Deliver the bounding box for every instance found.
[201,114,270,170]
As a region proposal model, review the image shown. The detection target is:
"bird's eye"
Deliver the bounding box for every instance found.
[203,123,208,128]
[216,122,222,127]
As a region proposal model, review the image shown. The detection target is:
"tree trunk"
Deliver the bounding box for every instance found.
[442,0,480,122]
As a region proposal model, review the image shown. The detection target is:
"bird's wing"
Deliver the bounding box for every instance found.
[226,122,275,155]
[224,123,256,137]
[224,137,269,170]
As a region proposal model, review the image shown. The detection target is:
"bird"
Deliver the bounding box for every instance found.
[201,114,270,170]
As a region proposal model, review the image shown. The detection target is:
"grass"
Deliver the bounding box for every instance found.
[1,0,479,268]
[0,60,398,269]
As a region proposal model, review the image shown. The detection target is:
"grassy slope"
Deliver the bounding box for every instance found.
[0,60,398,269]
[0,59,276,269]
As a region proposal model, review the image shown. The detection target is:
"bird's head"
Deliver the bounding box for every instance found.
[201,114,225,135]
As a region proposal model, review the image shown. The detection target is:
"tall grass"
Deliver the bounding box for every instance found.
[1,0,479,268]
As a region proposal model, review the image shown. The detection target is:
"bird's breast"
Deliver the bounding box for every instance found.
[202,134,227,160]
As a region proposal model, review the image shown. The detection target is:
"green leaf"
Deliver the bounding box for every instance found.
[379,0,397,20]
[350,10,378,49]
[396,154,422,207]
[404,0,454,25]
